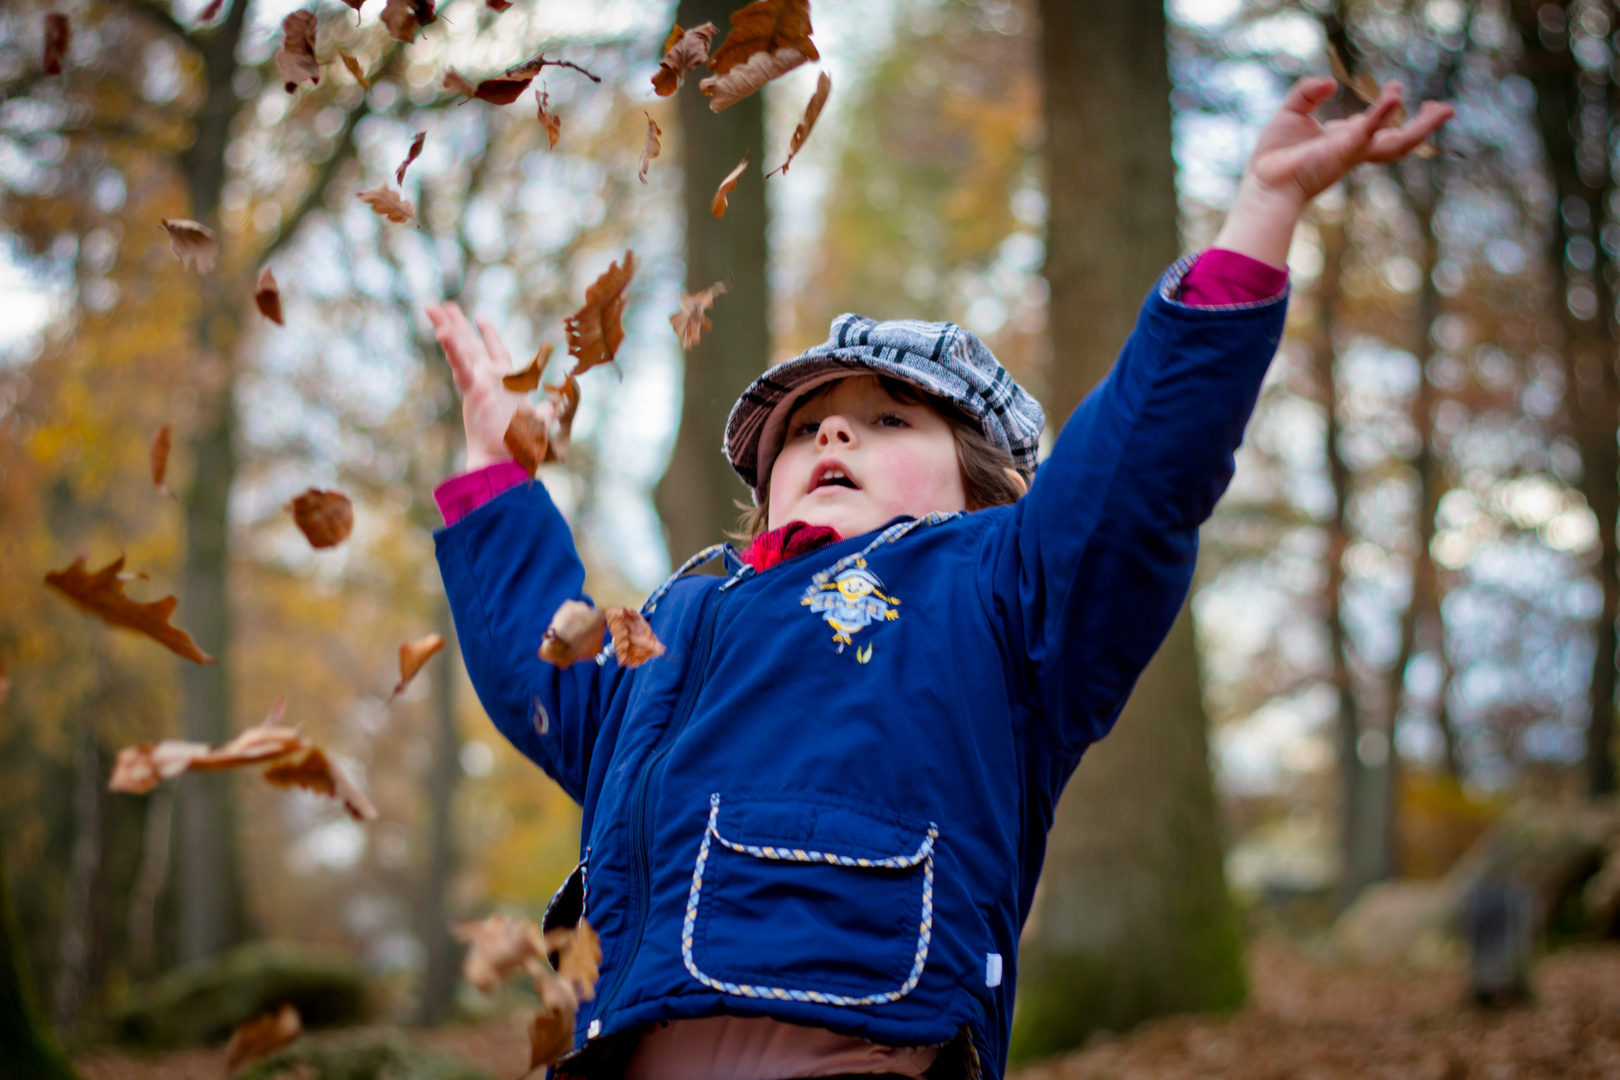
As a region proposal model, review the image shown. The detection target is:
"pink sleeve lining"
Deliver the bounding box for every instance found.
[1179,248,1289,307]
[434,461,531,527]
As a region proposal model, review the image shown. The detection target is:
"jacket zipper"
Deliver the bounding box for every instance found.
[594,579,732,1023]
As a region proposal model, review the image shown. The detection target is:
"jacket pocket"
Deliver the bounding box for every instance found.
[681,793,938,1005]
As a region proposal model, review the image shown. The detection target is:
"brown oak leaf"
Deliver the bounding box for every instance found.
[670,282,726,348]
[255,266,283,324]
[504,410,549,476]
[45,554,215,664]
[502,343,554,393]
[149,425,173,493]
[565,252,635,376]
[555,917,602,1000]
[539,600,606,667]
[543,375,580,463]
[188,700,303,771]
[536,88,561,148]
[711,155,749,219]
[43,13,70,76]
[652,22,717,97]
[275,11,321,94]
[109,740,213,795]
[455,914,548,993]
[340,51,370,89]
[604,608,665,668]
[639,113,662,184]
[395,131,425,185]
[263,745,379,821]
[160,219,219,273]
[526,974,579,1071]
[768,71,831,177]
[289,489,354,548]
[225,1005,302,1072]
[356,184,416,224]
[700,0,818,113]
[391,633,445,699]
[381,0,435,44]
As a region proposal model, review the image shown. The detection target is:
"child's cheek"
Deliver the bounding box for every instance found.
[867,440,963,513]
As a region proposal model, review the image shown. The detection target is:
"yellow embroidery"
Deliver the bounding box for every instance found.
[804,567,899,654]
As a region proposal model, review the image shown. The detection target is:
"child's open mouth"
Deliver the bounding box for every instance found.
[810,462,861,492]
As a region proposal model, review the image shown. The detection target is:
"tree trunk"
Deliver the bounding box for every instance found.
[1,828,82,1080]
[655,0,772,558]
[52,725,103,1035]
[415,585,461,1024]
[1013,0,1246,1057]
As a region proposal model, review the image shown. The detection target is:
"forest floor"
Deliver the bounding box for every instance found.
[72,938,1620,1080]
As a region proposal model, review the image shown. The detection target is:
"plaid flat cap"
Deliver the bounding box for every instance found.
[724,313,1045,499]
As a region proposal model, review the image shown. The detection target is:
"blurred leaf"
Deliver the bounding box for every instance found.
[701,0,819,112]
[391,633,445,700]
[42,13,70,76]
[536,88,561,148]
[289,489,354,549]
[769,71,831,177]
[671,282,725,348]
[395,132,426,186]
[263,745,378,821]
[45,555,215,664]
[356,184,417,224]
[639,113,662,183]
[226,1004,302,1072]
[564,251,635,375]
[652,22,716,97]
[711,155,749,218]
[502,343,554,392]
[255,267,283,325]
[149,425,173,493]
[160,220,219,273]
[604,609,664,668]
[503,410,549,476]
[275,11,322,95]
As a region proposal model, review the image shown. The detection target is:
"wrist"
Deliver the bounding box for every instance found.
[1212,174,1304,271]
[465,448,513,472]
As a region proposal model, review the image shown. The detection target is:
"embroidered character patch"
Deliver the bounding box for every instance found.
[801,562,899,656]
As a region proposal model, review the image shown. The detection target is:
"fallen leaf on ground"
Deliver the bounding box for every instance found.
[356,184,416,224]
[340,51,370,89]
[225,1004,302,1072]
[46,555,214,664]
[639,113,662,183]
[670,282,725,348]
[275,11,321,94]
[455,914,549,993]
[536,88,561,147]
[289,489,354,548]
[652,22,717,96]
[539,601,607,667]
[711,155,749,218]
[392,634,445,700]
[255,267,283,325]
[543,375,580,463]
[160,219,219,273]
[555,917,602,1000]
[565,252,635,376]
[395,131,425,185]
[43,13,70,75]
[504,410,549,476]
[1328,45,1436,159]
[700,0,818,113]
[149,425,173,493]
[502,343,554,393]
[263,745,379,821]
[198,0,225,24]
[769,71,830,176]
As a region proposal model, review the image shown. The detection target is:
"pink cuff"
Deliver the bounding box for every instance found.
[434,461,530,527]
[1179,248,1288,307]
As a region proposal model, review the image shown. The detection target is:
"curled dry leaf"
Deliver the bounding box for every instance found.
[149,425,172,492]
[46,555,214,664]
[565,252,636,376]
[652,22,717,97]
[539,600,607,667]
[543,375,580,463]
[454,914,548,993]
[700,0,818,113]
[441,67,477,99]
[556,917,602,1000]
[380,0,435,43]
[395,131,426,186]
[275,11,321,94]
[1328,45,1436,160]
[289,489,354,548]
[639,113,662,184]
[670,282,726,349]
[160,219,219,274]
[711,155,749,219]
[255,267,283,325]
[263,745,379,821]
[536,88,561,148]
[109,699,294,795]
[448,56,569,106]
[392,633,445,699]
[43,13,71,76]
[502,343,554,393]
[527,975,579,1071]
[504,409,549,476]
[225,1004,302,1073]
[604,608,666,668]
[340,51,370,89]
[356,184,416,224]
[769,71,831,177]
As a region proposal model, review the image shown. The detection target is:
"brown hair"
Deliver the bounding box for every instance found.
[733,376,1032,539]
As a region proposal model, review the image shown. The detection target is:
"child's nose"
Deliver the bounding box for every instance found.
[817,415,856,447]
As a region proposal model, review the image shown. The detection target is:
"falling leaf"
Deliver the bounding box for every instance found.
[187,700,303,771]
[198,0,226,24]
[255,267,283,325]
[670,282,726,348]
[289,489,354,548]
[639,113,662,184]
[226,1005,302,1072]
[768,71,830,177]
[391,633,445,700]
[536,88,561,148]
[42,13,70,75]
[356,184,416,224]
[45,555,215,664]
[502,343,554,393]
[652,22,717,97]
[263,745,379,821]
[526,975,579,1070]
[442,67,478,99]
[539,600,607,667]
[160,219,219,274]
[340,0,366,11]
[455,914,549,993]
[700,0,818,113]
[504,410,550,476]
[487,0,514,10]
[711,155,749,218]
[555,917,602,1000]
[381,0,435,44]
[543,375,580,463]
[604,608,666,668]
[395,131,426,186]
[340,51,370,90]
[275,11,321,94]
[1328,45,1436,160]
[448,56,585,106]
[149,425,173,493]
[564,252,636,376]
[109,740,213,795]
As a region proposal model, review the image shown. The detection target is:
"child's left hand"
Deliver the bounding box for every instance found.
[1214,76,1454,268]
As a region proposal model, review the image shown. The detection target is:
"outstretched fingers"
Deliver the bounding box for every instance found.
[476,315,514,375]
[1365,100,1455,162]
[1282,75,1339,117]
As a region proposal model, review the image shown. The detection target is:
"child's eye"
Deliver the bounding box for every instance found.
[793,419,820,437]
[875,413,908,428]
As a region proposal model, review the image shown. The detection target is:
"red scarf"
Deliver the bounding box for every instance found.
[741,520,842,572]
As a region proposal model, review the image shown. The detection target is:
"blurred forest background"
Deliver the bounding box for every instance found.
[2,0,1620,1075]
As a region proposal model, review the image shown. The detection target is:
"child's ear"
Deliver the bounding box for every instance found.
[1004,467,1029,497]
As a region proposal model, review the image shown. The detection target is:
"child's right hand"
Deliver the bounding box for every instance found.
[425,301,555,472]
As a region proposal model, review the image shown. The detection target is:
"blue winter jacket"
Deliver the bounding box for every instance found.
[434,259,1288,1077]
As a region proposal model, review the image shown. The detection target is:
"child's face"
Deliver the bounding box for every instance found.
[767,375,966,537]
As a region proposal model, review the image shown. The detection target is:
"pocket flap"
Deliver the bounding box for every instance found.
[710,794,936,867]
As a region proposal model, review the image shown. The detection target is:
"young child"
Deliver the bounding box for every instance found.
[426,78,1450,1080]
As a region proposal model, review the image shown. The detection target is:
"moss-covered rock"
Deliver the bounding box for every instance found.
[238,1029,495,1080]
[110,940,367,1048]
